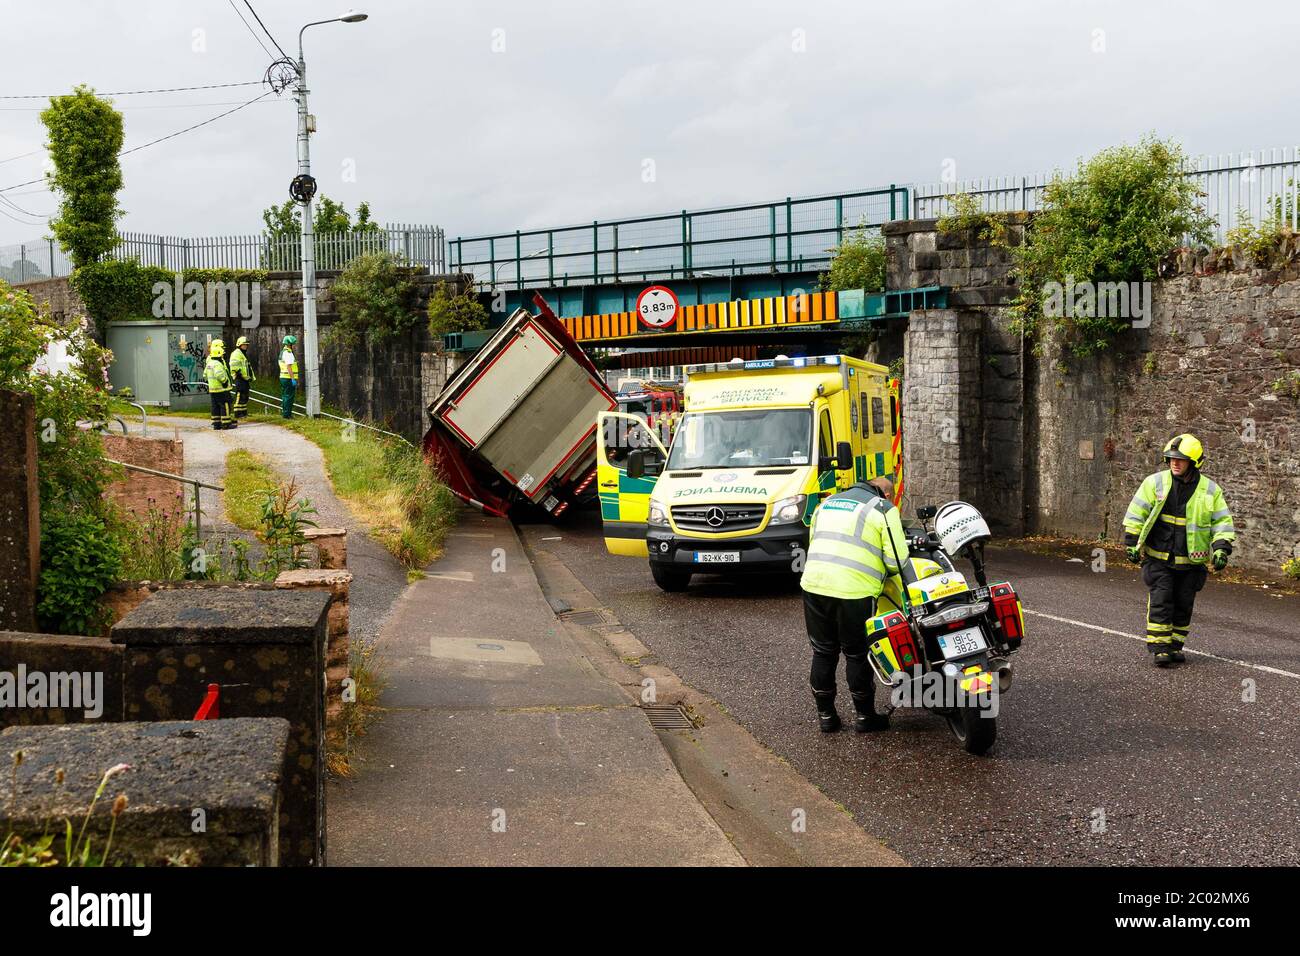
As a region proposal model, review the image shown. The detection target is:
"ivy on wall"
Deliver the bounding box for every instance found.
[70,259,268,334]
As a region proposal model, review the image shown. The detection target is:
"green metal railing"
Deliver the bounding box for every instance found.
[450,185,909,291]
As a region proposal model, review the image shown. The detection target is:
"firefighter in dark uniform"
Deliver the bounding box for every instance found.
[1123,433,1236,667]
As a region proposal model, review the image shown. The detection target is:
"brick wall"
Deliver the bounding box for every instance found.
[102,433,186,523]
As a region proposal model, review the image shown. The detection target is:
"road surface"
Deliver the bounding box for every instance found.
[520,511,1300,866]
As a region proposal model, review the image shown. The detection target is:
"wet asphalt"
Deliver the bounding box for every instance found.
[519,510,1300,866]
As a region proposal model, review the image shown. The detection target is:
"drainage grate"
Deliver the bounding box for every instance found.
[642,703,695,730]
[560,609,608,627]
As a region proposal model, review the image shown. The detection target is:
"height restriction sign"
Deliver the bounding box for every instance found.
[636,285,679,330]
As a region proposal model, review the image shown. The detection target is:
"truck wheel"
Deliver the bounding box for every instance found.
[651,565,691,592]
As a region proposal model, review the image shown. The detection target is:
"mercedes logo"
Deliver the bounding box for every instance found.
[705,507,726,528]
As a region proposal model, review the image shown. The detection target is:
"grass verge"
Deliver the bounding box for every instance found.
[278,414,459,570]
[328,637,388,777]
[223,449,280,530]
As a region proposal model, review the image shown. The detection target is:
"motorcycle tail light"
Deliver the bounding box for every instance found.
[867,611,921,681]
[990,582,1024,647]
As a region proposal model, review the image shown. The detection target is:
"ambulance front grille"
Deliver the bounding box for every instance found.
[671,503,767,533]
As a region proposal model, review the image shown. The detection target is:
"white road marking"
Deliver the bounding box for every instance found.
[1024,609,1300,680]
[426,571,475,582]
[450,532,493,538]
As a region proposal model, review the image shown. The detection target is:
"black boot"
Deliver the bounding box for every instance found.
[852,695,889,733]
[1170,642,1186,663]
[814,692,840,733]
[1153,650,1175,668]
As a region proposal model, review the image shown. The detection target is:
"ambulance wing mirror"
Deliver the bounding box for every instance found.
[835,441,853,471]
[917,505,937,521]
[627,449,661,479]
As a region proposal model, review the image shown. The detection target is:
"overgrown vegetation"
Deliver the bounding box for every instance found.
[2,756,132,868]
[41,86,123,268]
[937,191,1006,242]
[223,449,279,530]
[70,259,266,333]
[1006,137,1215,356]
[1282,557,1300,581]
[260,197,383,270]
[279,415,458,569]
[427,280,489,340]
[1224,206,1300,270]
[326,251,420,347]
[1,280,122,634]
[821,224,887,293]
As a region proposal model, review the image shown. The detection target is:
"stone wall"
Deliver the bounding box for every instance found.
[886,217,1300,572]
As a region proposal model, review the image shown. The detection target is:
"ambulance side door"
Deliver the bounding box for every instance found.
[597,411,668,557]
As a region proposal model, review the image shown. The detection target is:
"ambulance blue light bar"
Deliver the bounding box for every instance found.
[684,354,844,375]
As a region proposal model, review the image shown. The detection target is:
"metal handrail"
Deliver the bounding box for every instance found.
[106,458,224,537]
[247,388,416,447]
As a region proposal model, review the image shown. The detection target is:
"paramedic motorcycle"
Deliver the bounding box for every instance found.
[864,500,1025,755]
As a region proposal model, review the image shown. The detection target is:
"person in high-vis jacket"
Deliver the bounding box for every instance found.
[229,335,255,418]
[204,340,235,430]
[801,475,910,732]
[278,334,299,419]
[1123,433,1235,668]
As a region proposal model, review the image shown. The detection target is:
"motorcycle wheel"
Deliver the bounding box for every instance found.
[946,705,996,755]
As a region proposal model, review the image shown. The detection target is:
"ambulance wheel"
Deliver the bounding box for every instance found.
[946,705,996,755]
[651,565,691,592]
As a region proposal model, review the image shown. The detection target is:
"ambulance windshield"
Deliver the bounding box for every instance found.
[666,409,812,470]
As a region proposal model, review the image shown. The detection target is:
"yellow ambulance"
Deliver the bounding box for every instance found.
[596,355,901,592]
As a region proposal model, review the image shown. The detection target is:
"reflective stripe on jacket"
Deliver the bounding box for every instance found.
[279,348,298,379]
[204,356,231,392]
[801,484,910,600]
[229,347,254,382]
[1122,469,1236,565]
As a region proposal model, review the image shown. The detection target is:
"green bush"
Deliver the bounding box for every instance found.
[327,251,420,347]
[71,259,267,333]
[42,87,124,268]
[821,224,886,293]
[37,505,124,635]
[1009,137,1215,356]
[427,280,489,339]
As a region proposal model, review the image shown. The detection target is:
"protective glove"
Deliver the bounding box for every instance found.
[291,379,299,390]
[1212,549,1229,571]
[1125,546,1141,564]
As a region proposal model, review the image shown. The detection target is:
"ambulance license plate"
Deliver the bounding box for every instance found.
[694,552,740,564]
[937,625,988,660]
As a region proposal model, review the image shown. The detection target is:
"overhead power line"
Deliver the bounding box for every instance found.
[0,80,263,101]
[243,1,290,61]
[227,0,274,60]
[0,89,277,193]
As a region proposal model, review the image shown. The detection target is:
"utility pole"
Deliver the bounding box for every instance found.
[295,11,368,419]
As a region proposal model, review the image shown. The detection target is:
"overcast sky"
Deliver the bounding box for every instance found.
[1,0,1294,248]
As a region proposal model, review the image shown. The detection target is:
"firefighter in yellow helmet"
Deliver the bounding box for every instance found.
[801,475,909,732]
[1123,433,1235,667]
[229,335,255,418]
[204,340,236,430]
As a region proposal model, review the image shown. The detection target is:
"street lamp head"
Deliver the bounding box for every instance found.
[341,12,368,22]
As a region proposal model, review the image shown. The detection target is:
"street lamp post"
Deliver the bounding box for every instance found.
[296,11,367,418]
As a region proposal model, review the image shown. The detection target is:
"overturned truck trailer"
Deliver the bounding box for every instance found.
[423,296,616,518]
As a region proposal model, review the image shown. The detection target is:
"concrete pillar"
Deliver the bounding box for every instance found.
[0,390,40,633]
[111,588,330,866]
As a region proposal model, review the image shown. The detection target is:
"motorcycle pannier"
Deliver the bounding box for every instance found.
[867,610,920,684]
[989,582,1024,649]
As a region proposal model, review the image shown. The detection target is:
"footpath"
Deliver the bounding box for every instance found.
[329,507,906,867]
